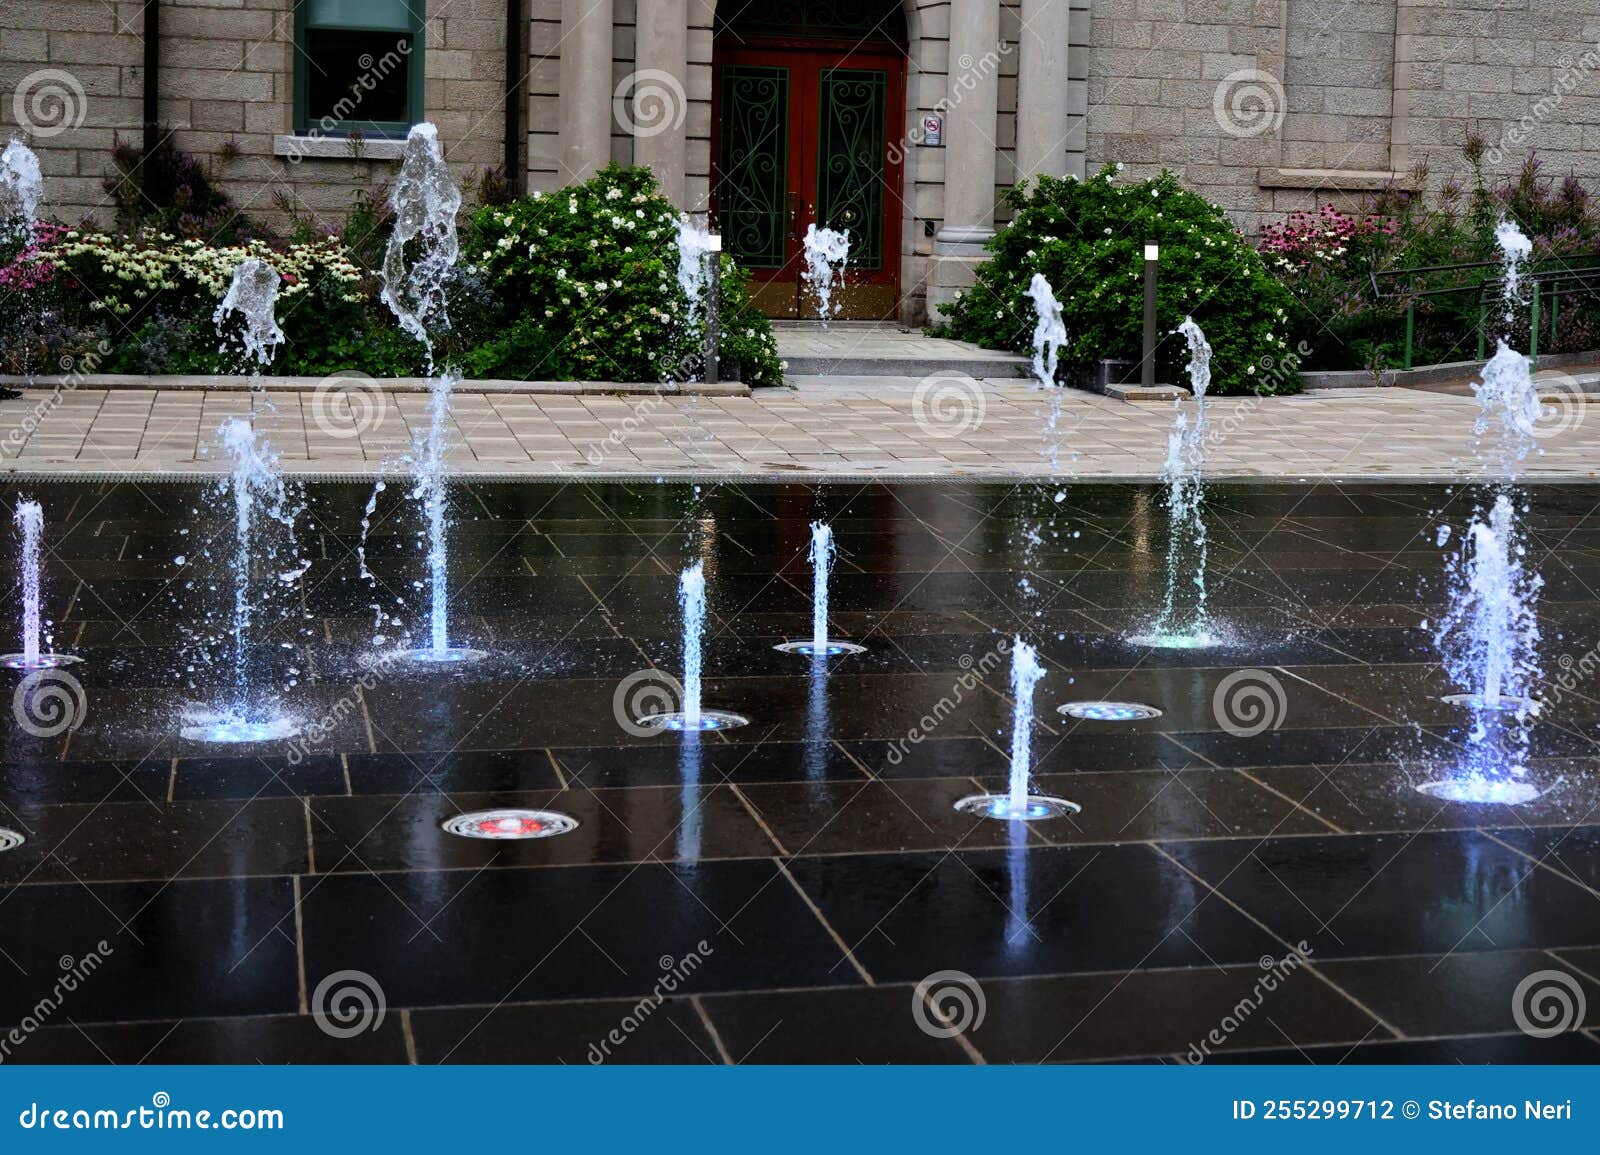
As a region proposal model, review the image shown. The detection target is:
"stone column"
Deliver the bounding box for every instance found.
[929,0,1001,316]
[1389,0,1419,175]
[559,0,615,182]
[633,0,689,207]
[1016,0,1070,182]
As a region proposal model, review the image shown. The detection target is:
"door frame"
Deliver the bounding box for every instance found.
[711,36,907,320]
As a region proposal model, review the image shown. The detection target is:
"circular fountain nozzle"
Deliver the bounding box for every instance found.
[0,828,24,853]
[179,709,299,743]
[442,809,579,840]
[1126,630,1221,650]
[1,653,81,669]
[1440,692,1538,713]
[1057,701,1163,722]
[773,640,867,657]
[1415,777,1543,806]
[634,710,749,732]
[399,646,487,665]
[954,793,1080,821]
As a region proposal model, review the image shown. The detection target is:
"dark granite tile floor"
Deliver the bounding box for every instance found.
[1,479,1598,1064]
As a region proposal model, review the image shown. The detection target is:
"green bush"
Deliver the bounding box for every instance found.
[3,155,781,386]
[939,167,1302,395]
[461,165,783,386]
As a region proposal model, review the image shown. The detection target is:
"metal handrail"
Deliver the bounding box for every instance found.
[1366,254,1600,369]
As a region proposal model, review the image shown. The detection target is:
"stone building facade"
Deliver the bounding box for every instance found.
[2,1,1597,325]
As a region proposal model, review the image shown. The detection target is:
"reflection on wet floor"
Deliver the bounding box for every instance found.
[1,480,1598,1064]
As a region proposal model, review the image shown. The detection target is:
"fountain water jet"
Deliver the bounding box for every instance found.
[181,418,304,742]
[775,522,865,657]
[0,139,43,242]
[637,562,747,731]
[1495,217,1532,321]
[1421,496,1544,804]
[1027,274,1067,387]
[802,224,849,324]
[956,638,1079,821]
[381,123,461,364]
[1130,317,1218,649]
[213,258,286,369]
[1,500,79,669]
[675,214,715,326]
[1422,222,1547,804]
[377,124,482,664]
[1028,274,1072,472]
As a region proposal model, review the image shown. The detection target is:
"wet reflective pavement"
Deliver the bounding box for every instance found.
[2,480,1599,1064]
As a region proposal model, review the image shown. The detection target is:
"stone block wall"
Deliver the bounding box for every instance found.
[1086,0,1600,234]
[2,0,507,232]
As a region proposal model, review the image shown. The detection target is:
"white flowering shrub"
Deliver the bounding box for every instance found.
[461,165,783,387]
[939,168,1302,395]
[1,227,423,376]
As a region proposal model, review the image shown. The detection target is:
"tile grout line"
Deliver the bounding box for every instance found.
[1479,829,1600,901]
[292,875,308,1016]
[546,749,568,790]
[728,783,789,857]
[355,682,378,754]
[689,995,735,1065]
[303,797,317,875]
[1234,767,1347,835]
[400,1008,419,1064]
[916,987,988,1065]
[1146,841,1406,1041]
[772,856,875,986]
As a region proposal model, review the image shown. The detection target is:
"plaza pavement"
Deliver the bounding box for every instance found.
[0,376,1593,482]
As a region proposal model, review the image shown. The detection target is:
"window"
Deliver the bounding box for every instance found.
[294,0,424,137]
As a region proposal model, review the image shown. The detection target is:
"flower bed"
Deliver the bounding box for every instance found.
[0,164,782,387]
[1264,144,1600,373]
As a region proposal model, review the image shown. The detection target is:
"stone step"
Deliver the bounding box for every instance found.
[772,322,1031,379]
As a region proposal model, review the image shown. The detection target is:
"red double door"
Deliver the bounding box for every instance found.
[712,41,906,320]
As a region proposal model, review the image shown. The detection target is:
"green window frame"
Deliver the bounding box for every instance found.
[293,0,426,138]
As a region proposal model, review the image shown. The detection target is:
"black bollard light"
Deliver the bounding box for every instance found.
[1141,242,1159,389]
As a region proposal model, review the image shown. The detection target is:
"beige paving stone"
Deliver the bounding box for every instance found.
[0,382,1595,481]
